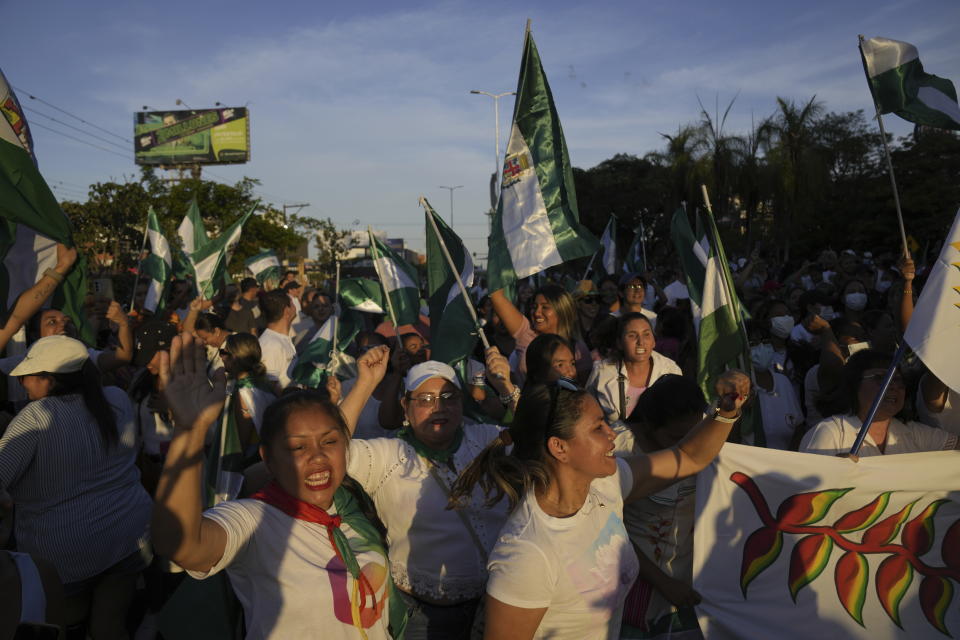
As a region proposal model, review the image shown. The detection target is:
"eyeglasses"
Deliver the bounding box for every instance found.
[546,377,581,429]
[409,390,462,409]
[861,372,905,387]
[626,284,645,290]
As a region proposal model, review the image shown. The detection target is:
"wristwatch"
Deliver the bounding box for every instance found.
[710,407,741,423]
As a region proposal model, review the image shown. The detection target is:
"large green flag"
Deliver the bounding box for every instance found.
[178,198,209,255]
[190,205,255,298]
[487,27,598,291]
[423,197,479,365]
[369,230,420,326]
[0,68,92,345]
[142,207,172,313]
[861,37,960,130]
[244,249,281,286]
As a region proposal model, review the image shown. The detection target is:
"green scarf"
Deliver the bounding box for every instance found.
[397,427,463,464]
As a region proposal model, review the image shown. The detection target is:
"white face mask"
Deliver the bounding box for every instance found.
[769,315,795,339]
[751,343,777,372]
[845,292,868,311]
[876,279,892,293]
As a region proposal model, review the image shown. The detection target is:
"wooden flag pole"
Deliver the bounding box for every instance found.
[858,34,910,258]
[421,197,491,352]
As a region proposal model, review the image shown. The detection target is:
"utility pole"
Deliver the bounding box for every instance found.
[438,186,462,226]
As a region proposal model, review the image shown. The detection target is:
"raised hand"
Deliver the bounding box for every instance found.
[484,346,510,382]
[160,332,226,431]
[55,243,78,275]
[357,345,390,386]
[715,370,751,414]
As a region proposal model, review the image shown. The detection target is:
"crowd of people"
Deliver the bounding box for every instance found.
[0,241,956,640]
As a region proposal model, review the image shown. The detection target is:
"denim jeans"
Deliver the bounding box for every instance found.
[399,591,480,640]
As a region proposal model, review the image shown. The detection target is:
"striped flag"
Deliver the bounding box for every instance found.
[423,197,478,365]
[623,225,646,275]
[0,69,92,345]
[369,230,420,326]
[178,198,209,255]
[142,207,172,313]
[487,28,598,291]
[600,216,617,274]
[190,205,255,298]
[339,277,384,314]
[245,249,281,286]
[290,309,361,386]
[861,37,960,130]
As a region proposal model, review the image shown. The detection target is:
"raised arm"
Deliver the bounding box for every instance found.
[626,370,750,502]
[897,253,915,332]
[182,297,212,334]
[96,301,134,371]
[339,345,389,435]
[489,289,526,337]
[151,333,229,572]
[0,243,76,352]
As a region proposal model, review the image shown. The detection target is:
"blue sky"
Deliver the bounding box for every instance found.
[3,0,958,262]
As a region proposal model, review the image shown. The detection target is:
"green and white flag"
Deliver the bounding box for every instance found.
[245,249,281,286]
[599,216,617,274]
[291,309,361,387]
[861,37,960,130]
[339,277,384,314]
[487,28,598,291]
[424,197,478,365]
[190,205,255,299]
[623,225,647,275]
[142,207,172,313]
[369,230,420,326]
[178,198,209,254]
[0,68,92,345]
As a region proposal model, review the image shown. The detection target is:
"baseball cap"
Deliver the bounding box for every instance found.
[403,361,461,392]
[9,335,89,376]
[134,321,179,367]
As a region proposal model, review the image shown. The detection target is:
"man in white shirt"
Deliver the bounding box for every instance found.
[258,290,297,390]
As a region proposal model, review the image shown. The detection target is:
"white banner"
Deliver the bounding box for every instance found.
[693,444,960,639]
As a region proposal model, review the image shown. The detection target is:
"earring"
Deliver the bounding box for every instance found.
[402,419,410,427]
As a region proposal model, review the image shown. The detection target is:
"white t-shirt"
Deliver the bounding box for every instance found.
[346,424,507,602]
[586,352,683,424]
[486,458,639,640]
[799,414,957,457]
[188,499,393,640]
[663,281,689,307]
[757,372,804,450]
[803,365,823,428]
[258,328,297,390]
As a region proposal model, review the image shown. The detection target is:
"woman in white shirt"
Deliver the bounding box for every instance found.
[586,313,682,427]
[449,371,750,640]
[152,334,406,639]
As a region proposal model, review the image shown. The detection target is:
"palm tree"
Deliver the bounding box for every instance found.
[764,96,824,261]
[645,124,706,214]
[732,112,774,249]
[696,93,740,225]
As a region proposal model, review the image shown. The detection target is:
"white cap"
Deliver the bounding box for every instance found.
[404,361,460,392]
[9,335,89,376]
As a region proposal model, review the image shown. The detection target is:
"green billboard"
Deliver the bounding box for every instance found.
[134,107,249,165]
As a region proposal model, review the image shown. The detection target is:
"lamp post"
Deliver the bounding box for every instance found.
[470,90,516,234]
[438,185,463,226]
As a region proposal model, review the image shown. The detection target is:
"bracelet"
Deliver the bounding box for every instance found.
[710,408,741,424]
[43,268,64,284]
[499,387,521,404]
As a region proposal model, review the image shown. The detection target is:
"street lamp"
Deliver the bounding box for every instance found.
[438,185,463,226]
[469,90,516,206]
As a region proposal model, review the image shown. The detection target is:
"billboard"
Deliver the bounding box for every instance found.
[134,107,249,166]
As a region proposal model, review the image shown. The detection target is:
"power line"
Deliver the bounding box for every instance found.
[50,178,88,190]
[24,106,131,153]
[29,121,133,161]
[13,85,133,144]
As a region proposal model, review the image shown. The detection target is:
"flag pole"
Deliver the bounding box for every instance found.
[849,342,909,456]
[421,198,491,352]
[580,251,598,282]
[329,259,341,370]
[128,214,149,312]
[858,34,910,258]
[368,226,401,339]
[639,213,648,272]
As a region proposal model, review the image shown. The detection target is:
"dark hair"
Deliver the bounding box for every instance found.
[260,290,292,324]
[258,391,387,542]
[619,272,647,292]
[224,333,267,379]
[283,281,302,293]
[240,277,259,293]
[449,383,591,511]
[47,360,118,448]
[626,374,706,430]
[836,349,899,417]
[195,312,226,333]
[525,333,574,387]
